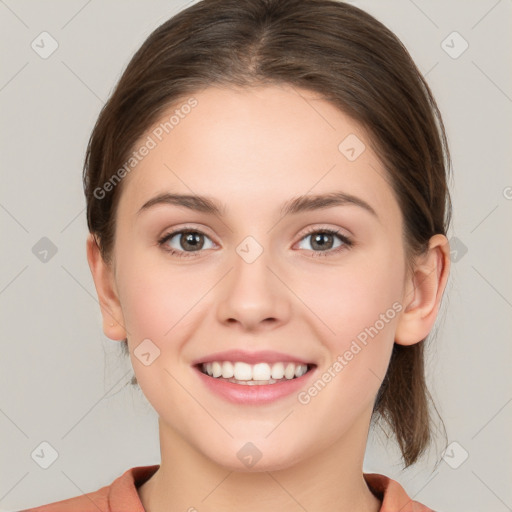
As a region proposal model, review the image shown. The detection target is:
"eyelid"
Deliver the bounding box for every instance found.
[158,223,353,258]
[295,224,352,242]
[157,224,218,249]
[293,225,353,252]
[158,223,217,241]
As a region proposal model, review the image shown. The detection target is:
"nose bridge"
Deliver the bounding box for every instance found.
[216,235,290,330]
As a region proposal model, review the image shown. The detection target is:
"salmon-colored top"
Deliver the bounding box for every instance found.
[20,465,433,511]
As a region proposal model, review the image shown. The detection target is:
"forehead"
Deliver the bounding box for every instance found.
[116,84,400,223]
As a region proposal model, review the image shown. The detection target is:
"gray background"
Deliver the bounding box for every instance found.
[1,0,511,510]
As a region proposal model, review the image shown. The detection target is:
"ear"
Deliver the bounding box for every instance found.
[395,234,451,346]
[86,233,127,341]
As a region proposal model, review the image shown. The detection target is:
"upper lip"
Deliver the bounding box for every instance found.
[191,349,315,366]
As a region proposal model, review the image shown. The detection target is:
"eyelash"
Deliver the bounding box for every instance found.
[157,225,353,259]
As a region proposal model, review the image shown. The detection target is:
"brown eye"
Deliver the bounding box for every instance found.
[297,228,353,256]
[158,229,215,257]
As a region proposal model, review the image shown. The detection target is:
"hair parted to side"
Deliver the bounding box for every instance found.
[83,0,451,467]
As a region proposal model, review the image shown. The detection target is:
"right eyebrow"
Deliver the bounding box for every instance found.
[137,193,226,217]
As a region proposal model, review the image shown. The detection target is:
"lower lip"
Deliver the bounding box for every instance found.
[193,365,317,405]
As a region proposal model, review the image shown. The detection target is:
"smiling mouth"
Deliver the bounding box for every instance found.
[195,361,316,385]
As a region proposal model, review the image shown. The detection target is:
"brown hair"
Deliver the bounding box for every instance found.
[83,0,451,467]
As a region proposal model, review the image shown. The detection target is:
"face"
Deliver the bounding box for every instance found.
[109,84,408,471]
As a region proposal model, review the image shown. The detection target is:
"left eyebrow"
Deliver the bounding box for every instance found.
[136,190,378,219]
[280,191,378,219]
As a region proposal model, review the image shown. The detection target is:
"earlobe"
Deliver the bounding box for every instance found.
[395,234,451,346]
[86,233,127,341]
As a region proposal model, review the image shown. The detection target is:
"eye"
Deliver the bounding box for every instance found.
[158,228,215,258]
[296,227,353,257]
[158,226,353,259]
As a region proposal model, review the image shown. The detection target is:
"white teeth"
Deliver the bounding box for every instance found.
[271,363,285,379]
[201,361,310,382]
[252,363,271,380]
[221,361,234,378]
[285,362,296,379]
[234,362,252,380]
[212,361,222,378]
[294,364,306,377]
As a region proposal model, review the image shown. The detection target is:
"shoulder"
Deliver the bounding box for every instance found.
[18,484,110,512]
[18,465,160,512]
[364,473,434,512]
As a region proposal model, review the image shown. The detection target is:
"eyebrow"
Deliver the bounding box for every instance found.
[137,191,378,219]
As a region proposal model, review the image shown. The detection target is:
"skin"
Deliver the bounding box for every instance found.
[87,84,450,512]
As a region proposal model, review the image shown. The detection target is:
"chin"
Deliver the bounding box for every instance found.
[203,438,307,473]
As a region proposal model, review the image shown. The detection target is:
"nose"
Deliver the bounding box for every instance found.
[216,247,291,332]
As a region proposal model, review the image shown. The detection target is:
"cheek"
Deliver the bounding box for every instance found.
[115,256,208,406]
[299,251,403,340]
[118,269,176,340]
[116,250,215,345]
[294,248,404,394]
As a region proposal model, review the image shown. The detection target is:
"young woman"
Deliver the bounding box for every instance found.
[22,0,451,510]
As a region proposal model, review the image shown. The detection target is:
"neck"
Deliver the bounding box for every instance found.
[138,414,381,512]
